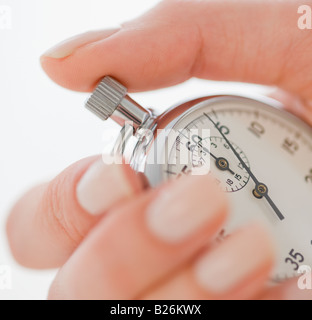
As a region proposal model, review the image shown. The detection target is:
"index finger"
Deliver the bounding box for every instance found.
[6,157,145,269]
[40,0,312,106]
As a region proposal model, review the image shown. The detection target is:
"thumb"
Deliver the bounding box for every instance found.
[41,0,312,106]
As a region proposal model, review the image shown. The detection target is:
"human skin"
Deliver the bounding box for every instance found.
[6,0,312,299]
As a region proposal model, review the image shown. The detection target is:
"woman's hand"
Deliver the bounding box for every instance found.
[7,157,274,299]
[7,0,312,299]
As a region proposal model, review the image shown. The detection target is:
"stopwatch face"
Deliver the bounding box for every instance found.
[156,96,312,282]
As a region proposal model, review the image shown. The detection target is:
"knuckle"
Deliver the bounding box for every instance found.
[42,175,84,246]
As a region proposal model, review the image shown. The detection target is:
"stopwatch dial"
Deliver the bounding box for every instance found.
[191,136,250,193]
[162,97,312,282]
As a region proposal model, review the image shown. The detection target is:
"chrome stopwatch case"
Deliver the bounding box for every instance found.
[85,76,312,282]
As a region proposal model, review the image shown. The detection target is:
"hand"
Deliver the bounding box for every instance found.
[7,0,312,300]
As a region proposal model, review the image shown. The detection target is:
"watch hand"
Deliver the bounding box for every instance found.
[209,152,235,175]
[197,144,235,175]
[204,113,285,221]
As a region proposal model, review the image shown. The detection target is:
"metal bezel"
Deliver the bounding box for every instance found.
[143,93,312,187]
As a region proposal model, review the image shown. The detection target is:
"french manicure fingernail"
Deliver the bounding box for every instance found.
[42,28,120,59]
[146,175,227,243]
[195,224,275,294]
[76,158,142,215]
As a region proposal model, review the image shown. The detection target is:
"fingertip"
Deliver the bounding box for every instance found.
[40,55,95,92]
[122,164,150,193]
[76,156,146,216]
[194,223,275,298]
[269,89,312,127]
[6,184,45,267]
[38,1,199,93]
[40,28,124,92]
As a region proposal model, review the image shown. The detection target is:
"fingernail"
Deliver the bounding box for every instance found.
[195,224,275,294]
[77,158,142,215]
[146,175,227,243]
[42,28,120,59]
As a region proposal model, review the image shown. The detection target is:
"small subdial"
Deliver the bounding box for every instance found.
[192,136,250,192]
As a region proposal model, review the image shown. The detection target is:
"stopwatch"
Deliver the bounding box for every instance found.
[85,76,312,282]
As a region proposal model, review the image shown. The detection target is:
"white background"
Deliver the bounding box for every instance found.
[0,0,266,300]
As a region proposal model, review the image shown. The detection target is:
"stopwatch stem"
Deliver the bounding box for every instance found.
[85,76,151,130]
